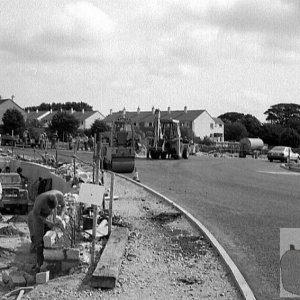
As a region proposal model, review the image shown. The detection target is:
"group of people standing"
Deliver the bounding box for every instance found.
[19,129,96,152]
[67,134,94,151]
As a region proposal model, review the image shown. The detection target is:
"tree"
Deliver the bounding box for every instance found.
[280,128,300,148]
[49,112,79,139]
[224,122,248,141]
[264,103,300,125]
[90,120,111,136]
[2,108,25,136]
[218,112,262,140]
[218,112,244,124]
[260,123,284,146]
[240,114,262,138]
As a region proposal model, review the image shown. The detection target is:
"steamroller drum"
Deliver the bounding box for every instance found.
[111,157,135,173]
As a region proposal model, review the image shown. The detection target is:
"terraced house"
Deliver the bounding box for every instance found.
[27,108,104,130]
[103,106,224,142]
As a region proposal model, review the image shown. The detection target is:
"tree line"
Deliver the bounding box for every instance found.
[218,103,300,147]
[25,101,93,112]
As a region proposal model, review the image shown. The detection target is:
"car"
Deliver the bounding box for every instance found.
[0,172,29,214]
[267,146,300,163]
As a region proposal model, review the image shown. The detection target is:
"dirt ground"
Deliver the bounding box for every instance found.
[0,176,243,300]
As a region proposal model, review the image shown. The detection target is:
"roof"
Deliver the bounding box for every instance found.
[27,111,50,120]
[0,98,26,112]
[0,99,10,105]
[72,110,103,122]
[104,109,206,123]
[35,110,103,123]
[212,117,224,125]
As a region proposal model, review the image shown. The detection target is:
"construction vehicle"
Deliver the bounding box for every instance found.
[147,109,190,159]
[101,117,136,173]
[239,138,264,158]
[0,172,29,214]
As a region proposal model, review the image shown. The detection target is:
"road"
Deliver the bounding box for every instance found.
[132,156,300,300]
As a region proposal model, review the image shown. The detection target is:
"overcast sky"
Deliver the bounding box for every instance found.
[1,0,300,122]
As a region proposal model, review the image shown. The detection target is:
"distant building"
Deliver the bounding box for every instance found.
[103,106,224,142]
[0,98,27,126]
[27,108,105,130]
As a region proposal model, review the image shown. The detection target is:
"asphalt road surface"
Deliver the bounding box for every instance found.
[132,155,300,300]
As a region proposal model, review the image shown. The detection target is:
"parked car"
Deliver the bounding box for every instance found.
[0,172,29,214]
[267,146,300,163]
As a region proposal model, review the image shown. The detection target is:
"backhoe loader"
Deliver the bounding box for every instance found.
[147,109,190,159]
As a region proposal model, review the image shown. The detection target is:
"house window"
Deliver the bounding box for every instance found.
[219,124,222,127]
[210,123,214,129]
[149,122,153,127]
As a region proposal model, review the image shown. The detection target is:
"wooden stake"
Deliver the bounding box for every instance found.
[108,173,115,235]
[91,133,101,265]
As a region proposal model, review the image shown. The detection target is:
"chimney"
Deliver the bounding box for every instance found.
[122,107,126,117]
[152,106,155,114]
[137,106,140,114]
[110,109,113,115]
[82,108,84,114]
[184,106,187,113]
[168,106,171,114]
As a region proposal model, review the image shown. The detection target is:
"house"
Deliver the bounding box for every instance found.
[103,106,224,142]
[27,108,105,130]
[0,98,27,126]
[26,109,52,127]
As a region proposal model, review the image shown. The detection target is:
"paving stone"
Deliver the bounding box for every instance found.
[9,274,26,289]
[44,231,57,248]
[36,271,50,284]
[44,248,65,261]
[66,248,80,260]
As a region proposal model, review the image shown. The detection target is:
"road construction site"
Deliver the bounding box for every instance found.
[0,146,244,300]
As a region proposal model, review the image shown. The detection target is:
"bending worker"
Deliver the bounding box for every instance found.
[27,189,66,270]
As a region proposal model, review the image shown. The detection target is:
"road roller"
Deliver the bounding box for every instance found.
[102,117,136,173]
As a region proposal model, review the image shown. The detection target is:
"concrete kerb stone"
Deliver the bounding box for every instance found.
[116,173,257,300]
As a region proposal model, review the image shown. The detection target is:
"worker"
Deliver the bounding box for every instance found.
[27,190,66,271]
[17,167,28,186]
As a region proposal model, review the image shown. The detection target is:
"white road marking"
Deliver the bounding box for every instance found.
[258,171,300,176]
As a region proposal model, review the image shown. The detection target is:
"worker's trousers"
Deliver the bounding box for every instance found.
[27,211,51,267]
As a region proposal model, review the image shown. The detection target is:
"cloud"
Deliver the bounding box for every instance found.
[0,1,115,63]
